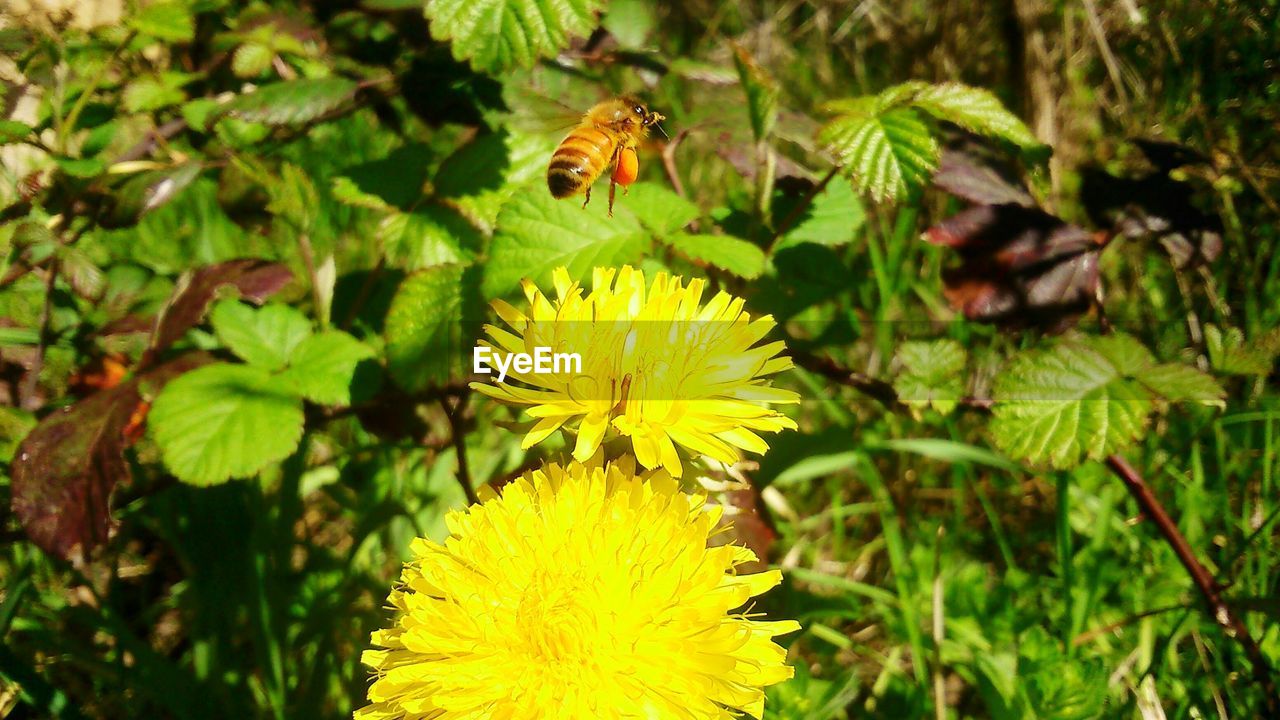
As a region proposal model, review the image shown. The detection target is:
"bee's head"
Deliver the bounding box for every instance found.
[618,96,664,127]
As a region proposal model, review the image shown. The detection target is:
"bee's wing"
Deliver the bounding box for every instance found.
[500,86,584,135]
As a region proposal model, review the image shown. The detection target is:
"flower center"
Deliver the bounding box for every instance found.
[514,570,601,668]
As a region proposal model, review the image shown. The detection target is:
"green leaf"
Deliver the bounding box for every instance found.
[128,1,195,42]
[732,43,780,142]
[265,162,321,232]
[231,43,275,78]
[1205,324,1280,376]
[660,232,766,279]
[0,119,34,145]
[56,156,107,178]
[622,183,700,237]
[210,301,313,371]
[381,205,480,269]
[278,330,374,406]
[221,77,357,127]
[819,106,937,202]
[483,191,650,297]
[149,363,305,485]
[98,178,266,273]
[990,333,1220,469]
[774,180,866,250]
[908,82,1041,150]
[893,339,967,415]
[433,131,556,233]
[1136,363,1225,407]
[426,0,604,73]
[385,265,477,392]
[601,0,654,49]
[122,72,192,113]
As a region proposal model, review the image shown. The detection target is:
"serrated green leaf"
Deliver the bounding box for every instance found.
[426,0,604,73]
[622,183,699,236]
[385,265,477,392]
[210,301,313,371]
[1205,324,1280,376]
[483,191,650,297]
[893,339,967,415]
[266,162,320,232]
[1137,363,1225,407]
[221,77,357,127]
[661,232,765,279]
[433,131,555,232]
[381,205,480,269]
[908,82,1040,150]
[0,119,34,145]
[278,330,374,406]
[231,43,275,78]
[990,334,1171,469]
[150,364,304,485]
[128,1,195,42]
[775,180,865,250]
[819,106,937,202]
[338,143,433,211]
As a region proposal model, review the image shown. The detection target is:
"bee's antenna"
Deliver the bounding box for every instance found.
[654,122,669,140]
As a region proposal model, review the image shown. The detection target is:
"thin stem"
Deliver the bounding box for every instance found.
[59,31,137,152]
[20,263,58,410]
[792,350,903,410]
[442,393,479,506]
[767,166,838,253]
[1105,453,1279,716]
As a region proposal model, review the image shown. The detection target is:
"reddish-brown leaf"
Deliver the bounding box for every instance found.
[10,353,210,563]
[927,187,1102,329]
[932,150,1034,207]
[141,260,292,369]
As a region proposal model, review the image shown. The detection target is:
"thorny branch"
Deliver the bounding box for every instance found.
[799,349,1278,712]
[1104,454,1279,717]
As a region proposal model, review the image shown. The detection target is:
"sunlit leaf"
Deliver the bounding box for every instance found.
[385,264,479,392]
[483,191,649,297]
[991,333,1221,469]
[908,82,1041,150]
[819,106,937,202]
[278,330,375,406]
[426,0,604,73]
[209,301,313,371]
[660,232,765,279]
[220,77,357,127]
[892,339,967,415]
[149,363,305,486]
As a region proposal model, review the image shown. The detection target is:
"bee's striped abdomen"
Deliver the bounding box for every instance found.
[547,127,616,199]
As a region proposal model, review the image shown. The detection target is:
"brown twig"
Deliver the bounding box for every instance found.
[1105,454,1279,716]
[660,128,691,199]
[441,392,480,506]
[792,350,904,410]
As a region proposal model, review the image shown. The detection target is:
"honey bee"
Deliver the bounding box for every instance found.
[546,96,665,216]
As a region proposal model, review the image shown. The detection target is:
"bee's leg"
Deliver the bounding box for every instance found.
[582,186,591,208]
[608,180,617,217]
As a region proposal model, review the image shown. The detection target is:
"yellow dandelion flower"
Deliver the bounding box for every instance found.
[470,266,799,477]
[357,458,800,720]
